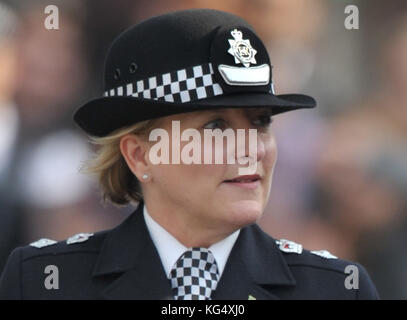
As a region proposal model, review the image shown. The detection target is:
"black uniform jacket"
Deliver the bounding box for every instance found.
[0,202,379,300]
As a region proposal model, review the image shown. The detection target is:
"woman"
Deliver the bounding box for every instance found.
[0,9,378,300]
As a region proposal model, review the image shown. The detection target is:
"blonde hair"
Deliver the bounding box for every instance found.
[82,119,158,206]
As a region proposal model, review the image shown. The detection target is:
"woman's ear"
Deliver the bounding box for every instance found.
[120,134,149,181]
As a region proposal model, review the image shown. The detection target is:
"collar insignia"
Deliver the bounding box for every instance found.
[30,238,57,248]
[310,250,338,259]
[66,233,94,245]
[227,29,257,67]
[276,239,303,254]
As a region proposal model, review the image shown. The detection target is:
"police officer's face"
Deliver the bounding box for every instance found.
[124,107,278,244]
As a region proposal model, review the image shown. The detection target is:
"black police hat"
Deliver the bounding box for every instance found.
[73,9,316,137]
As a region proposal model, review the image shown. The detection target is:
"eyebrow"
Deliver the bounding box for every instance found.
[191,109,226,118]
[244,107,272,116]
[211,107,271,114]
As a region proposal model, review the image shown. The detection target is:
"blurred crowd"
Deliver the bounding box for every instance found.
[0,0,406,299]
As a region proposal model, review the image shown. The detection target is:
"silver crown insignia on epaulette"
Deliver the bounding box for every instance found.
[276,239,303,254]
[66,233,94,245]
[30,238,57,248]
[310,250,338,259]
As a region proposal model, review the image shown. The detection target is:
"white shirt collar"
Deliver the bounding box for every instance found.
[143,204,240,279]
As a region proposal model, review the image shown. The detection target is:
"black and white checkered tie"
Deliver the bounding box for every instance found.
[169,248,219,300]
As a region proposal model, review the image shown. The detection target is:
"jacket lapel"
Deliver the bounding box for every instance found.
[213,224,296,300]
[99,243,173,300]
[93,201,296,300]
[93,201,173,300]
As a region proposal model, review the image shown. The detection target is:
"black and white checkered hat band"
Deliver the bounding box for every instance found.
[104,63,224,103]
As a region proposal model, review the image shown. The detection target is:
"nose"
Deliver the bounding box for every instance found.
[236,127,266,163]
[256,135,266,162]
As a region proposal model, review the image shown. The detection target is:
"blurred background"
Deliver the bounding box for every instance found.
[0,0,406,299]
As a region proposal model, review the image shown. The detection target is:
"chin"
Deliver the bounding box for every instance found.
[224,199,264,228]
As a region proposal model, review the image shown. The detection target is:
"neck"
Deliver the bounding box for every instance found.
[143,198,235,248]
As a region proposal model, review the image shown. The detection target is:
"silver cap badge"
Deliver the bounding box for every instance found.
[66,233,94,245]
[30,238,57,248]
[227,29,257,67]
[310,250,338,259]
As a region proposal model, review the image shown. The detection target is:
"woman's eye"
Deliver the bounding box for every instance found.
[252,114,273,127]
[203,119,227,129]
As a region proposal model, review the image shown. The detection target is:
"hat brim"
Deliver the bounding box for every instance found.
[73,92,316,137]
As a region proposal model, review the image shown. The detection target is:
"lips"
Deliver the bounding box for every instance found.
[224,174,261,183]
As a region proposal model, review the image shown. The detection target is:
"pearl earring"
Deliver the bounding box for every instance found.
[142,174,149,180]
